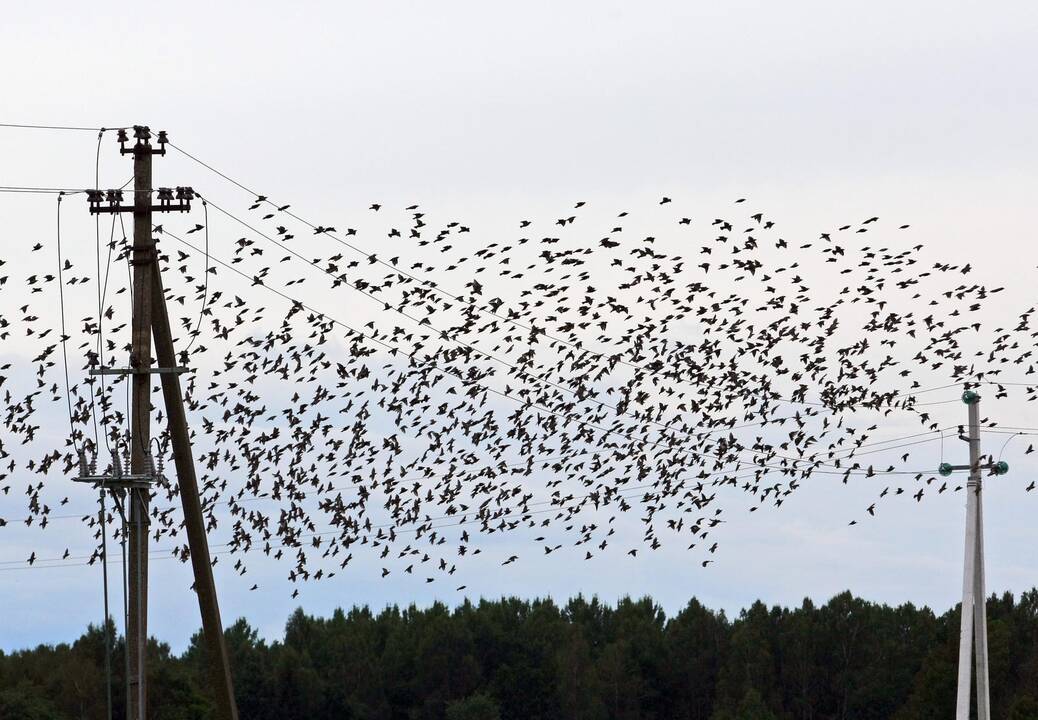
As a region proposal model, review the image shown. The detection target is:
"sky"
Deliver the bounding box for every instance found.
[1,0,1038,652]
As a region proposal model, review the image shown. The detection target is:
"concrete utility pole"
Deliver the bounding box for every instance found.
[938,387,1007,720]
[85,125,239,720]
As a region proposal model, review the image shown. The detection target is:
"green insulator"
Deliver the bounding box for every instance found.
[938,462,954,477]
[994,461,1009,475]
[962,389,981,405]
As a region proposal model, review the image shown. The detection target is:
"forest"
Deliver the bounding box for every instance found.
[2,590,1038,720]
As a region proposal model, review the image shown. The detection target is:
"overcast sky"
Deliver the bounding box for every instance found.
[2,0,1038,652]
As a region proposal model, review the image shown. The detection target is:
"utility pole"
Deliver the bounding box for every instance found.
[938,387,1007,720]
[84,125,239,720]
[127,124,155,720]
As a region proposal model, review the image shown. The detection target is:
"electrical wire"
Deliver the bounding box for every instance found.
[181,201,210,355]
[2,464,763,570]
[996,432,1023,460]
[9,155,955,503]
[111,493,131,718]
[8,420,982,571]
[0,185,92,194]
[156,224,935,478]
[171,142,936,413]
[91,130,113,455]
[981,429,1038,437]
[39,421,964,525]
[99,490,113,720]
[0,443,949,575]
[0,122,128,131]
[56,194,81,455]
[118,212,133,447]
[980,423,1038,430]
[195,196,931,473]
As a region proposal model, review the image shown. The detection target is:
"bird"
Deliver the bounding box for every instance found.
[3,185,1025,597]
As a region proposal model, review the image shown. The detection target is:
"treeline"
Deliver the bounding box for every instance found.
[3,590,1038,719]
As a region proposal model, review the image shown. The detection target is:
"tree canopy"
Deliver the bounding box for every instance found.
[3,590,1038,719]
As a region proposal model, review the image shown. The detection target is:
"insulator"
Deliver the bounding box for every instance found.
[133,125,150,142]
[116,129,129,144]
[112,452,123,478]
[157,130,168,145]
[105,189,123,204]
[77,449,89,477]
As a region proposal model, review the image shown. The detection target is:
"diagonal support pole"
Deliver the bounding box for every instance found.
[149,260,239,720]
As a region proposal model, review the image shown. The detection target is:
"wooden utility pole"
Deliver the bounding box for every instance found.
[127,124,155,720]
[86,125,239,720]
[150,251,239,720]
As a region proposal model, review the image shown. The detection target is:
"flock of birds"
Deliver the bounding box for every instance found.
[2,161,1036,594]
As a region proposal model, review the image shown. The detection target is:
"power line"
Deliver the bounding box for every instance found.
[0,122,127,132]
[195,195,938,473]
[56,195,80,454]
[0,176,139,196]
[157,224,936,479]
[3,465,758,570]
[2,438,951,575]
[46,423,959,523]
[171,142,932,413]
[7,419,980,573]
[181,201,210,354]
[92,130,115,457]
[0,185,92,195]
[980,429,1038,437]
